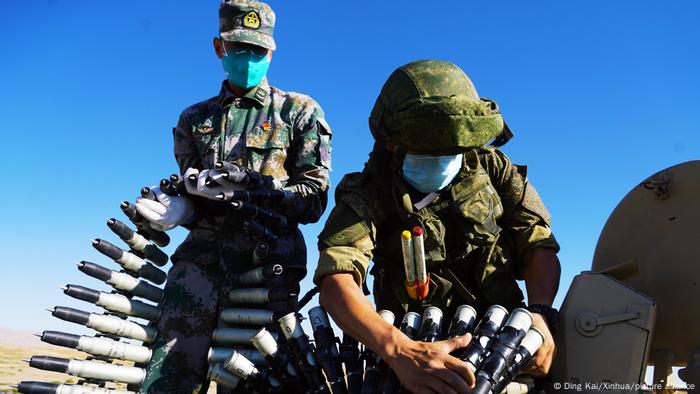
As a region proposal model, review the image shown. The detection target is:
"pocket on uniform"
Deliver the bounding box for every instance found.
[245,124,291,149]
[245,124,290,177]
[456,184,503,245]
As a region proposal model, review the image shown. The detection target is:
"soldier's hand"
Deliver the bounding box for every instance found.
[387,334,475,394]
[525,313,556,376]
[135,186,195,231]
[183,168,246,200]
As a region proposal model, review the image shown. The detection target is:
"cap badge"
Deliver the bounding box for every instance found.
[243,11,261,29]
[261,122,272,131]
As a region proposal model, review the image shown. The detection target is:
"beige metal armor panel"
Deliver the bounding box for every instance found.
[550,272,656,387]
[592,161,700,366]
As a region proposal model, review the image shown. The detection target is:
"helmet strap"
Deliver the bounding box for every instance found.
[490,121,514,147]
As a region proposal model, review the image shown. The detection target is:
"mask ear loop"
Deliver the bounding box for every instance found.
[220,37,229,56]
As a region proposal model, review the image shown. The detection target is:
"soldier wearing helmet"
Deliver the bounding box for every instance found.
[315,60,560,393]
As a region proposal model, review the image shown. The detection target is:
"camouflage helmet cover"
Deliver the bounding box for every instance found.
[219,0,276,50]
[369,60,506,152]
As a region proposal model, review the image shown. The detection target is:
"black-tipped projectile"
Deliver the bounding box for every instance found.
[91,239,166,285]
[243,220,278,245]
[62,283,161,321]
[120,201,170,247]
[76,261,163,303]
[50,306,90,326]
[231,201,288,229]
[106,219,168,266]
[140,187,156,200]
[160,178,180,196]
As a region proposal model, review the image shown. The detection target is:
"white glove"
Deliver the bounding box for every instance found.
[135,186,195,231]
[183,167,246,200]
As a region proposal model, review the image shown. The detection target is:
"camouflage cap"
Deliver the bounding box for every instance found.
[219,0,276,50]
[369,60,507,152]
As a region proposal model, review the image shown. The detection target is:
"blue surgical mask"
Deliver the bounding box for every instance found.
[222,46,271,89]
[402,153,464,193]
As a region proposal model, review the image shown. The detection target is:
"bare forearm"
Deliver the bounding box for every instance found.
[318,273,405,359]
[522,247,561,306]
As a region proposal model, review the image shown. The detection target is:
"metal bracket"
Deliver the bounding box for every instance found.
[576,311,640,337]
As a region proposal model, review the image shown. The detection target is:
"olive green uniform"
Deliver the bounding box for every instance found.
[313,144,558,318]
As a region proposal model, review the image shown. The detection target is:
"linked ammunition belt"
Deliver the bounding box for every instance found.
[15,166,543,394]
[17,208,172,393]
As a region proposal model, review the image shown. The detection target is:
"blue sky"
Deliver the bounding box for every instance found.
[0,0,698,336]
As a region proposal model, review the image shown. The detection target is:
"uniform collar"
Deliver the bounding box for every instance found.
[218,78,271,108]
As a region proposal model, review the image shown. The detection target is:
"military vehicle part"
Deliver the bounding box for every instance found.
[591,160,700,389]
[550,271,656,388]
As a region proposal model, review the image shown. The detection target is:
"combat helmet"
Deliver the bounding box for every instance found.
[369,60,511,152]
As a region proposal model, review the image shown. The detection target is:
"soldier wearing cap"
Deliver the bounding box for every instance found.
[315,60,560,393]
[134,1,332,392]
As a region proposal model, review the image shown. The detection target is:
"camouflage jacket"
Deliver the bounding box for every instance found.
[171,79,332,266]
[314,145,558,317]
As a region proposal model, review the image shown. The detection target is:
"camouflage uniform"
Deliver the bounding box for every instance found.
[313,60,558,322]
[141,2,331,393]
